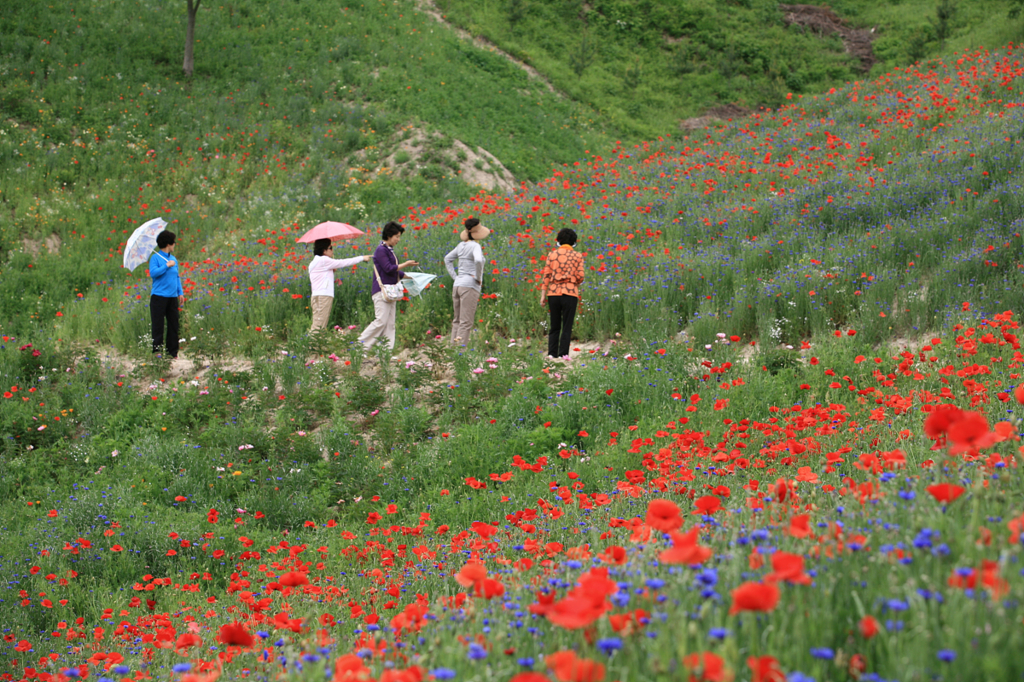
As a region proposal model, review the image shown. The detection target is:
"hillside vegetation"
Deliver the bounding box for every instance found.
[3,2,1024,681]
[437,0,1024,135]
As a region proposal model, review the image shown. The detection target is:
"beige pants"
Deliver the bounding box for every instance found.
[358,292,397,350]
[451,286,480,345]
[310,295,334,331]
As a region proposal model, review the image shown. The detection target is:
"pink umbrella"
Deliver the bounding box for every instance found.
[295,221,364,243]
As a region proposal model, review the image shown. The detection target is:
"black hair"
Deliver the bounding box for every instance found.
[556,228,577,246]
[464,217,480,240]
[381,221,405,242]
[314,238,332,256]
[156,230,176,249]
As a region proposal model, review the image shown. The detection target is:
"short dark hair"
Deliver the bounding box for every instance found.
[464,217,480,240]
[314,238,332,256]
[156,230,176,249]
[556,228,577,246]
[381,221,405,241]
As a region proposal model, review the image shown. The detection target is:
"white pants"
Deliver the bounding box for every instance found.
[358,292,397,350]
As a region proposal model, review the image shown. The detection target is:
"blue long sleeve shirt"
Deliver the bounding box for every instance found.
[149,251,183,297]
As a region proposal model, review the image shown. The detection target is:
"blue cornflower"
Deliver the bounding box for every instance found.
[809,647,834,660]
[645,578,666,590]
[937,649,957,662]
[172,663,192,673]
[517,657,535,667]
[467,643,488,660]
[430,668,457,680]
[596,638,623,655]
[708,627,729,640]
[112,667,130,676]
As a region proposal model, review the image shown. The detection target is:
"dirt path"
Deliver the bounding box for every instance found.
[779,4,876,72]
[412,0,566,98]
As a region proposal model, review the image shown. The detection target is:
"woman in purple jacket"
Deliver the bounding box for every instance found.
[357,221,418,351]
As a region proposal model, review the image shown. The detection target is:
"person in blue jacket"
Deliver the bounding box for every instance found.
[150,230,185,358]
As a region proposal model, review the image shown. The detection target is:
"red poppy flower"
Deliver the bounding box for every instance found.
[683,651,730,682]
[787,514,811,538]
[455,563,488,589]
[174,633,202,653]
[947,410,998,452]
[475,577,505,600]
[546,650,605,682]
[923,404,964,439]
[927,483,965,504]
[645,499,682,532]
[598,545,627,564]
[217,622,254,647]
[729,582,780,614]
[333,653,373,681]
[858,615,880,638]
[279,571,309,587]
[659,527,712,566]
[471,521,498,538]
[693,496,722,515]
[748,655,786,682]
[546,597,605,629]
[766,552,812,585]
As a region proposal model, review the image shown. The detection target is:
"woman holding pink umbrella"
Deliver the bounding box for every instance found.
[297,221,372,332]
[308,238,372,331]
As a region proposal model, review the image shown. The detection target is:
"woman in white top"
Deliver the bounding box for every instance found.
[309,238,372,331]
[443,218,489,345]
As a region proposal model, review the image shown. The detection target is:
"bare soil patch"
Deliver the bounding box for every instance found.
[364,127,518,195]
[680,104,754,131]
[779,4,875,72]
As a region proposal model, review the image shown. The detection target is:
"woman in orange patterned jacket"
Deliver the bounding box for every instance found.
[540,228,584,359]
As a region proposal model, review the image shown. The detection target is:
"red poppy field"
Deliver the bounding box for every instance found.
[4,15,1024,682]
[6,306,1024,681]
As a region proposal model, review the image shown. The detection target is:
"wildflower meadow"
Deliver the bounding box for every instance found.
[5,3,1024,681]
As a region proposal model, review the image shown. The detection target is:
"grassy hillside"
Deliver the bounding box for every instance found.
[438,0,1024,135]
[2,4,1024,679]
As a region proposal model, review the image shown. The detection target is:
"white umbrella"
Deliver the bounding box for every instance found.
[402,272,437,297]
[123,218,168,272]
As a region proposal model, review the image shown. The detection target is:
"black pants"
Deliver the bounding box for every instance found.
[151,295,180,358]
[547,295,578,358]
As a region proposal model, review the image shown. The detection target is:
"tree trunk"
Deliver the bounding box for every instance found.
[183,0,200,77]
